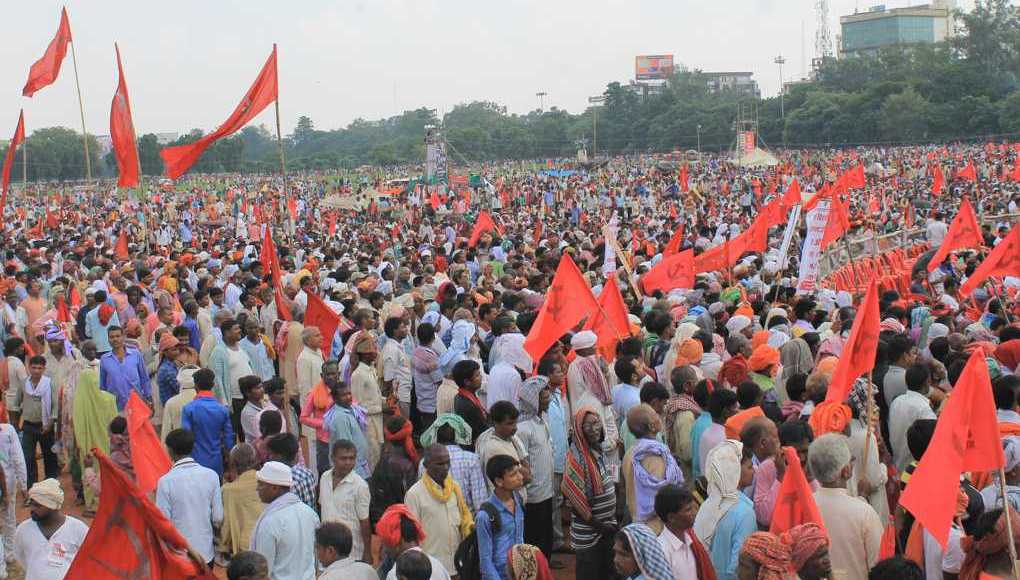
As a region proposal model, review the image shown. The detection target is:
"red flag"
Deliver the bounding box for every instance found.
[161,46,278,179]
[955,160,977,182]
[274,287,292,322]
[780,178,802,212]
[64,450,216,580]
[582,277,630,362]
[22,8,72,97]
[931,166,945,197]
[327,212,337,237]
[927,197,983,272]
[663,224,685,257]
[125,391,172,494]
[769,446,826,535]
[114,230,130,260]
[820,195,851,250]
[429,188,441,210]
[533,218,543,245]
[642,249,695,294]
[468,210,498,247]
[261,227,282,287]
[900,351,1004,547]
[69,285,81,309]
[1,110,26,214]
[824,279,880,403]
[679,164,689,192]
[960,223,1020,297]
[878,518,897,560]
[55,295,71,324]
[694,240,731,274]
[305,292,340,358]
[523,254,599,361]
[849,164,866,189]
[109,44,140,188]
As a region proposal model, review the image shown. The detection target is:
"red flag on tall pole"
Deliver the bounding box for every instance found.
[582,277,630,362]
[960,223,1020,297]
[523,254,599,361]
[926,197,983,272]
[900,351,1004,547]
[64,450,216,580]
[663,224,685,257]
[780,178,802,213]
[109,43,140,188]
[22,7,72,97]
[161,45,278,179]
[125,391,171,494]
[955,160,977,182]
[468,210,498,247]
[304,292,341,358]
[825,279,880,403]
[0,110,25,214]
[820,195,851,250]
[931,166,945,197]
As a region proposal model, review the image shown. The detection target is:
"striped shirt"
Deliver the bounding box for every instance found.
[569,453,618,551]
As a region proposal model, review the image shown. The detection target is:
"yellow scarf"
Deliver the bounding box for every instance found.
[423,473,474,537]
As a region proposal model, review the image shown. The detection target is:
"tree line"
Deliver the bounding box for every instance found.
[2,0,1017,181]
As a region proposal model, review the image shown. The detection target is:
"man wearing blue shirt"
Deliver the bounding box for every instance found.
[181,369,234,477]
[99,325,151,410]
[156,428,223,566]
[611,358,641,429]
[476,455,525,580]
[85,290,120,355]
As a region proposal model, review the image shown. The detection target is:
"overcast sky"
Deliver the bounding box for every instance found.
[1,0,974,137]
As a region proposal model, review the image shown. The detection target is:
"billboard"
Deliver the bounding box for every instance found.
[635,55,674,80]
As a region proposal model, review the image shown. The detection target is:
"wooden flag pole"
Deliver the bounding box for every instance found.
[68,34,92,184]
[998,468,1020,580]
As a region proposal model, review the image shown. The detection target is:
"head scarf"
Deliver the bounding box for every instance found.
[880,318,906,333]
[676,339,704,367]
[814,356,839,377]
[959,506,1020,580]
[741,532,792,580]
[693,440,744,545]
[438,319,475,374]
[749,345,780,373]
[98,303,116,325]
[491,332,532,372]
[519,376,549,423]
[809,401,852,436]
[846,377,876,419]
[575,353,612,405]
[561,407,605,522]
[72,367,118,468]
[384,419,419,464]
[375,504,426,548]
[752,330,770,351]
[620,523,674,580]
[420,413,473,448]
[158,332,180,353]
[782,523,828,572]
[28,479,64,509]
[994,339,1020,372]
[507,544,552,580]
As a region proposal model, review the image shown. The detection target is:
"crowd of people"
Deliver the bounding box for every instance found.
[0,143,1017,580]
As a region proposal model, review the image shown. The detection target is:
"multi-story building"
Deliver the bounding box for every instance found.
[840,1,955,57]
[702,72,761,98]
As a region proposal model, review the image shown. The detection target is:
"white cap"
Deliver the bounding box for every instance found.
[571,330,597,350]
[726,315,751,334]
[256,461,293,487]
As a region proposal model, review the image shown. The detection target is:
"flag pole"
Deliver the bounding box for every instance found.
[68,33,92,184]
[272,45,288,239]
[998,468,1020,580]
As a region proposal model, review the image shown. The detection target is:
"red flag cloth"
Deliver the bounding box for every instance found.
[824,279,880,403]
[955,160,977,182]
[679,164,689,192]
[583,277,630,362]
[286,196,297,222]
[161,46,278,179]
[900,351,1004,547]
[55,295,71,324]
[780,178,802,213]
[261,227,282,288]
[1,110,26,214]
[878,518,897,560]
[663,224,685,257]
[22,8,72,97]
[960,223,1020,297]
[820,195,851,250]
[849,164,866,189]
[468,210,498,247]
[64,450,216,580]
[429,188,441,210]
[694,240,731,274]
[769,446,827,535]
[114,230,130,260]
[642,249,695,294]
[927,197,983,272]
[932,166,945,197]
[125,391,172,494]
[274,287,292,322]
[523,254,599,361]
[109,44,140,188]
[304,292,340,358]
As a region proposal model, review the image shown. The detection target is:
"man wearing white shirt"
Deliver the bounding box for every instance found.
[14,479,90,580]
[926,211,948,247]
[156,429,224,565]
[315,522,376,580]
[889,364,936,472]
[656,483,713,579]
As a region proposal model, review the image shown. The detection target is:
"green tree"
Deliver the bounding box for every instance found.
[879,87,930,142]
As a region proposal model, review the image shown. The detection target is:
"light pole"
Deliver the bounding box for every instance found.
[536,92,547,112]
[588,95,606,159]
[696,124,702,154]
[774,55,786,118]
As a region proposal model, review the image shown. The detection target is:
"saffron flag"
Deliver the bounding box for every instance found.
[114,230,130,260]
[1,110,25,214]
[960,223,1020,297]
[900,351,1004,547]
[824,279,880,404]
[523,254,599,361]
[125,391,171,495]
[64,450,216,580]
[642,249,695,294]
[780,178,802,213]
[878,518,897,560]
[583,276,630,361]
[679,164,689,192]
[304,292,340,358]
[926,197,983,272]
[769,446,826,535]
[820,194,851,250]
[955,160,977,182]
[22,7,72,97]
[931,166,945,197]
[663,224,685,257]
[109,44,140,188]
[468,210,498,247]
[161,46,278,179]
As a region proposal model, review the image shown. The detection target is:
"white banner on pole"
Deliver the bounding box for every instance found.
[776,205,802,270]
[603,221,618,275]
[796,200,831,295]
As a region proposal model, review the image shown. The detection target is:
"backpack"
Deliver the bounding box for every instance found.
[454,501,501,580]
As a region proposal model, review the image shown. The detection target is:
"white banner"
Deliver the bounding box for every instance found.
[602,221,618,275]
[796,200,831,295]
[776,205,802,270]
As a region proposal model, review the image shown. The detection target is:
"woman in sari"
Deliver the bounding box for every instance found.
[72,351,118,514]
[612,523,673,580]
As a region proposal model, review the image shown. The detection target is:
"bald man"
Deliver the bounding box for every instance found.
[404,444,470,573]
[621,404,683,534]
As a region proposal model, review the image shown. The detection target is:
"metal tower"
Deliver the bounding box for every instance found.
[814,0,833,69]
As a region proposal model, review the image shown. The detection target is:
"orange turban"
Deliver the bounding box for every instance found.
[809,401,852,436]
[815,356,838,377]
[752,330,770,351]
[676,339,705,367]
[735,304,755,319]
[748,345,780,373]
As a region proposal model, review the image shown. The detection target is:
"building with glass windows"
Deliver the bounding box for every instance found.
[839,2,954,58]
